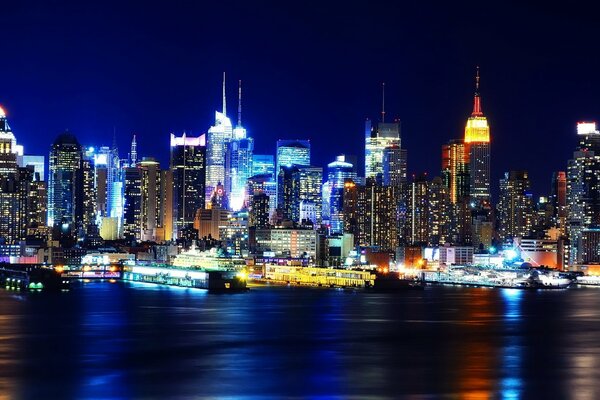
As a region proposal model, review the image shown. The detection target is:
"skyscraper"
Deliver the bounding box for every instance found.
[410,174,429,245]
[497,171,534,241]
[226,81,253,211]
[122,165,141,240]
[206,73,234,207]
[170,133,206,238]
[382,145,407,188]
[324,155,357,234]
[442,139,470,204]
[355,178,398,251]
[365,84,401,180]
[139,157,162,241]
[48,132,94,235]
[567,122,600,264]
[464,67,491,201]
[276,140,310,172]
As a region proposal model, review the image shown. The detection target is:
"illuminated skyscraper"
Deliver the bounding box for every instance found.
[91,145,123,232]
[324,155,357,234]
[226,80,253,210]
[353,178,398,251]
[277,164,322,224]
[122,165,141,241]
[464,67,491,201]
[410,174,429,245]
[497,171,534,241]
[170,133,206,238]
[442,141,470,204]
[276,140,310,173]
[48,132,95,235]
[206,73,234,207]
[382,145,407,188]
[567,122,600,264]
[365,84,401,180]
[139,158,162,241]
[428,176,451,246]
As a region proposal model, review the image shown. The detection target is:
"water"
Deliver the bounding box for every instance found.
[1,282,600,399]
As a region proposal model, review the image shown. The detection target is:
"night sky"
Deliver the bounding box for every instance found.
[1,1,598,198]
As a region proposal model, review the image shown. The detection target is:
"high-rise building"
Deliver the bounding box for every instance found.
[206,73,233,207]
[497,171,534,241]
[442,139,470,204]
[324,155,357,234]
[48,132,94,235]
[122,166,141,241]
[410,174,429,245]
[91,145,123,230]
[348,177,398,251]
[247,173,277,218]
[580,229,600,264]
[567,122,600,264]
[249,192,270,228]
[277,165,322,224]
[428,176,451,246]
[464,67,491,201]
[276,139,311,189]
[382,145,407,188]
[0,110,33,244]
[170,133,206,238]
[226,80,254,211]
[139,158,162,241]
[365,119,401,180]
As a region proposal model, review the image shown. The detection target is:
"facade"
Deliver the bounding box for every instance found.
[194,208,229,240]
[253,227,322,260]
[252,154,275,176]
[249,192,270,228]
[439,246,474,266]
[442,139,470,204]
[580,229,600,264]
[170,133,206,238]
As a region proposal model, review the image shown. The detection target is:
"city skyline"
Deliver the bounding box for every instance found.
[2,2,599,198]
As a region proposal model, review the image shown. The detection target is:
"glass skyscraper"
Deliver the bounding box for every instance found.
[170,133,206,238]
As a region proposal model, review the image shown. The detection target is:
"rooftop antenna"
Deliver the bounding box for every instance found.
[238,79,242,127]
[222,71,227,116]
[381,82,386,123]
[112,126,117,150]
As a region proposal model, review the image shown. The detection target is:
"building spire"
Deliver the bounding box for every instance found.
[131,134,137,166]
[237,79,242,127]
[472,66,483,117]
[381,82,386,123]
[222,71,227,116]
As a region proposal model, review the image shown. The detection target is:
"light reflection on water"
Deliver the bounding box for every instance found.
[1,282,600,398]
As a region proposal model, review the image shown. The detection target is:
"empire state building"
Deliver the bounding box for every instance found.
[464,67,491,201]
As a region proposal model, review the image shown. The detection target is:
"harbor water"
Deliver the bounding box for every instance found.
[1,282,600,399]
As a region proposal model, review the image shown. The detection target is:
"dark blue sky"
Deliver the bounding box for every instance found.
[1,1,598,197]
